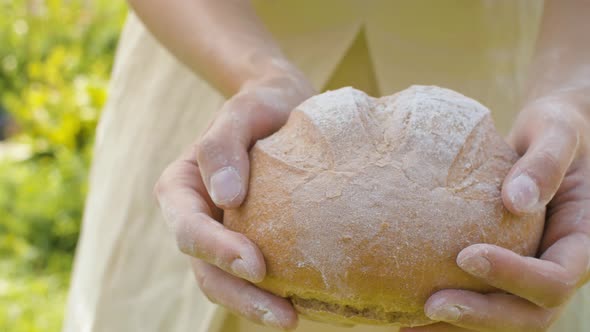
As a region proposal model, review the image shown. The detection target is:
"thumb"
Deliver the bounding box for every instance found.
[502,118,579,215]
[196,88,296,209]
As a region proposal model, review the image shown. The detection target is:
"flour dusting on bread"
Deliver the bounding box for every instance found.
[224,86,545,326]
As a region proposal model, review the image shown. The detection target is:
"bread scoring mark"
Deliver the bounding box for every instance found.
[447,115,517,201]
[297,87,376,170]
[353,93,381,153]
[255,109,335,172]
[393,86,490,190]
[447,114,489,181]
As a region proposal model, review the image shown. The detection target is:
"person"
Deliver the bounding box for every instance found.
[63,1,590,331]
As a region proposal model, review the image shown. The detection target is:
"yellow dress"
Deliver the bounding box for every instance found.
[63,1,590,331]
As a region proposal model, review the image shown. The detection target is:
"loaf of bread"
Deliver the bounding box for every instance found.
[223,86,545,327]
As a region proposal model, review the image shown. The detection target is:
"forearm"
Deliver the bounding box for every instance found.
[127,0,293,97]
[526,0,590,110]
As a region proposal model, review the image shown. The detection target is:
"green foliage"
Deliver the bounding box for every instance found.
[0,262,69,331]
[0,1,127,330]
[0,147,90,271]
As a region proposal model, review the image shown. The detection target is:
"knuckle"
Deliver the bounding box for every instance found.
[533,149,563,183]
[217,238,250,268]
[196,136,220,162]
[539,149,561,173]
[197,134,238,170]
[533,102,582,150]
[229,88,285,120]
[226,92,248,110]
[214,230,243,267]
[584,234,590,285]
[555,120,580,147]
[174,221,187,252]
[202,291,218,305]
[153,169,172,199]
[174,218,198,256]
[195,270,218,304]
[538,104,582,144]
[153,160,182,199]
[213,245,236,268]
[153,178,165,200]
[549,112,577,133]
[531,311,556,332]
[536,99,577,127]
[193,265,206,287]
[230,89,263,110]
[530,322,549,332]
[224,95,265,132]
[174,213,222,259]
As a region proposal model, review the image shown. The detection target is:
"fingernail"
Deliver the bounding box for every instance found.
[210,166,242,205]
[260,310,282,329]
[251,297,290,329]
[457,252,491,277]
[507,174,540,213]
[230,258,258,282]
[426,305,462,322]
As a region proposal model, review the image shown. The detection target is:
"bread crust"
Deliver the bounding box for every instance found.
[224,86,545,327]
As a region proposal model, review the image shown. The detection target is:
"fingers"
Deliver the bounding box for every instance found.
[456,240,589,308]
[401,323,474,332]
[197,84,303,209]
[503,117,579,214]
[175,211,265,283]
[155,153,265,283]
[539,232,590,292]
[192,259,298,330]
[423,290,555,332]
[540,169,590,252]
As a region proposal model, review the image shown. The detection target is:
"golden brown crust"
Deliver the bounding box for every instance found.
[223,86,545,326]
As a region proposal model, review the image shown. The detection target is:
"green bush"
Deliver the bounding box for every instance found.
[0,1,126,330]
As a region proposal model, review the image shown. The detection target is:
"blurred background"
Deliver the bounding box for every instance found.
[0,1,127,330]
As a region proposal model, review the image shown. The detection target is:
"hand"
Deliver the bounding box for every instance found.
[402,91,590,332]
[154,63,314,330]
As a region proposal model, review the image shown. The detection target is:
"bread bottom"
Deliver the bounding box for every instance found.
[290,295,431,327]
